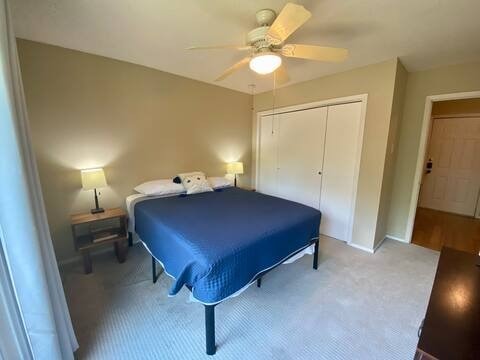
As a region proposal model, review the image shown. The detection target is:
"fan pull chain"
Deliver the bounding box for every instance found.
[248,84,256,111]
[272,70,276,135]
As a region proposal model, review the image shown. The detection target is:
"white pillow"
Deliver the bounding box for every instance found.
[178,171,213,195]
[208,176,233,189]
[134,179,185,196]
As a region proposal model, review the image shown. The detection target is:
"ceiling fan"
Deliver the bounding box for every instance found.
[188,2,348,84]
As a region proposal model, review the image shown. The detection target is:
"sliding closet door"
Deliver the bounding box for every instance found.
[320,102,362,241]
[258,115,279,196]
[276,107,327,209]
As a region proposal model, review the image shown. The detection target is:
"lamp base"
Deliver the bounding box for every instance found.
[91,207,105,214]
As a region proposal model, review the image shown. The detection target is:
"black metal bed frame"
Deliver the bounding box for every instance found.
[134,232,319,356]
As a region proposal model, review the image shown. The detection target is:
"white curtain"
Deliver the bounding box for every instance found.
[0,0,78,359]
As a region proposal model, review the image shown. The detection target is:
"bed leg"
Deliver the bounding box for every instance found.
[313,239,319,270]
[257,277,262,288]
[128,231,133,247]
[152,256,158,284]
[205,305,216,355]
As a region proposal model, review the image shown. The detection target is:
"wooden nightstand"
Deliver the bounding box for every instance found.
[70,208,128,274]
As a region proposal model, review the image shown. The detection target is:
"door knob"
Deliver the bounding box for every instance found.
[318,171,322,175]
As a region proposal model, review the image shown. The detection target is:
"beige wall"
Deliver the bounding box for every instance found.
[253,59,399,250]
[23,35,477,259]
[17,39,253,262]
[387,61,480,239]
[431,98,480,116]
[374,60,408,247]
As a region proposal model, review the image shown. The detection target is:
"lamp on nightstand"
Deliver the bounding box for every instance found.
[81,168,107,214]
[226,161,244,187]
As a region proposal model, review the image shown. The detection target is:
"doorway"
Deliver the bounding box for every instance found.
[411,97,480,254]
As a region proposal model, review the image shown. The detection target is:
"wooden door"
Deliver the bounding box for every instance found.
[419,117,480,216]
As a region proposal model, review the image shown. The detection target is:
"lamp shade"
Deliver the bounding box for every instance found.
[81,168,107,190]
[226,162,244,175]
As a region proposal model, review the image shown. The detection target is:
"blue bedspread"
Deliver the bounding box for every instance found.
[134,187,321,304]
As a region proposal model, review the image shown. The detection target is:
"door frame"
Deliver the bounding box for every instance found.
[254,94,368,243]
[404,90,480,243]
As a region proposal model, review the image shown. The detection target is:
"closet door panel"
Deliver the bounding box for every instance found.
[257,115,279,196]
[276,107,327,209]
[320,102,362,241]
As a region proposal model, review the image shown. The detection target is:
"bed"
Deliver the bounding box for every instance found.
[127,187,321,355]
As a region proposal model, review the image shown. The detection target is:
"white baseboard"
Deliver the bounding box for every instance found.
[58,245,119,267]
[348,234,390,254]
[58,232,143,267]
[373,236,387,252]
[385,234,407,243]
[59,233,401,266]
[58,257,78,267]
[348,242,375,254]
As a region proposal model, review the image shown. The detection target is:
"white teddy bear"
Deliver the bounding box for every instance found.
[178,171,213,195]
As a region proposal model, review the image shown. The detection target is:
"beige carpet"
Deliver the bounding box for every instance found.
[61,236,438,360]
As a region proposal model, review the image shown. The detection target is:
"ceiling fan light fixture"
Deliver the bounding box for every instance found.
[249,52,282,75]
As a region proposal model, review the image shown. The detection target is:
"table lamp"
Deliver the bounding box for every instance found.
[81,168,107,214]
[226,162,244,187]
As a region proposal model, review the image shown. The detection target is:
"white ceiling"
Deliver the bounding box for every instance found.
[11,0,480,94]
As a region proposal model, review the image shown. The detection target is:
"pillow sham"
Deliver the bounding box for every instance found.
[208,176,233,189]
[134,179,185,196]
[178,171,213,195]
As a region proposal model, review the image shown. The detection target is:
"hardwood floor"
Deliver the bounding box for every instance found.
[412,207,480,254]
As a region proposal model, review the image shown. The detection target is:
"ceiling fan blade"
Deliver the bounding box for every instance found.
[282,44,348,62]
[215,57,251,81]
[266,3,312,45]
[187,45,252,51]
[274,65,290,85]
